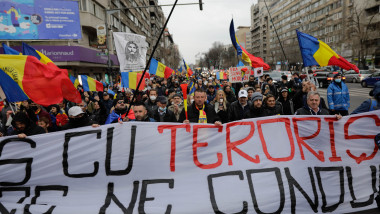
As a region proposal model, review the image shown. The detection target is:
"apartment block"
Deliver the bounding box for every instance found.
[250,0,380,69]
[1,0,177,82]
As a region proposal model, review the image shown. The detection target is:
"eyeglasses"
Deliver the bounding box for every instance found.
[117,101,124,104]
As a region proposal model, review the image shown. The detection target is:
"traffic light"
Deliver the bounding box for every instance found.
[199,0,203,10]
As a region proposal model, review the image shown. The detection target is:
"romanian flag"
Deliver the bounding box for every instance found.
[2,43,21,55]
[183,59,193,77]
[22,42,59,69]
[80,75,104,92]
[296,30,359,72]
[229,19,270,70]
[216,71,228,80]
[0,55,81,106]
[188,80,196,96]
[149,58,173,78]
[120,71,145,90]
[69,74,80,88]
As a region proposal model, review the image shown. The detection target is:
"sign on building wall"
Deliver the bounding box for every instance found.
[96,24,106,49]
[0,0,82,40]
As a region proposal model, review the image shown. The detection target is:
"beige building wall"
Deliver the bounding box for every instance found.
[236,26,250,49]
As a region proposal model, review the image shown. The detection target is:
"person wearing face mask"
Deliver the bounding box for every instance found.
[145,89,159,118]
[327,73,350,116]
[61,106,99,130]
[152,96,177,122]
[168,94,184,121]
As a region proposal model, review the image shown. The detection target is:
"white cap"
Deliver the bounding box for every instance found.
[238,90,248,98]
[68,106,84,117]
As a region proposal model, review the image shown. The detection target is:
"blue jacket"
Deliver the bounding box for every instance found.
[351,81,380,114]
[327,81,350,110]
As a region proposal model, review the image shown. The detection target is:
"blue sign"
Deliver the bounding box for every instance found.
[0,0,82,40]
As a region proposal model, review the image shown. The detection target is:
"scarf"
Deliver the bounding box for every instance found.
[196,104,207,124]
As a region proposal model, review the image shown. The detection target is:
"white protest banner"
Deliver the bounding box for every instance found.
[254,67,264,77]
[113,32,148,72]
[229,66,253,83]
[1,112,380,213]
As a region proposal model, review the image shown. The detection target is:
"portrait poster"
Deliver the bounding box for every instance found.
[113,32,148,72]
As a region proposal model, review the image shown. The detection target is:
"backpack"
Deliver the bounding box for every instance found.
[369,99,378,111]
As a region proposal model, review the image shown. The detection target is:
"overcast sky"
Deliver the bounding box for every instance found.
[158,0,258,65]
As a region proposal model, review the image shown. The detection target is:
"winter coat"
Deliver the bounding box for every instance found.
[295,106,330,115]
[263,102,283,116]
[327,81,350,111]
[153,108,177,122]
[228,101,251,122]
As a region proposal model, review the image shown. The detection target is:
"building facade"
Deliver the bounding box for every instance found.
[250,0,380,70]
[1,0,178,83]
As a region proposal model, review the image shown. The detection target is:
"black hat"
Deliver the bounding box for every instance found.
[172,94,182,98]
[281,75,287,80]
[156,96,168,104]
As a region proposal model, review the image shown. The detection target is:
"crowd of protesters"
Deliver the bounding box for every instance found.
[0,70,379,139]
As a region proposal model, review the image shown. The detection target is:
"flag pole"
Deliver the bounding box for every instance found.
[126,0,179,117]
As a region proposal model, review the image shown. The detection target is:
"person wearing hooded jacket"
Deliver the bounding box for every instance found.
[327,73,350,116]
[351,81,380,114]
[9,111,45,138]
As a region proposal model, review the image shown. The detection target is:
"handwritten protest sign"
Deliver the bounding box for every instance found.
[229,66,253,83]
[0,112,380,213]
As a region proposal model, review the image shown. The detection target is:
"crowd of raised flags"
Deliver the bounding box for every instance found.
[0,18,365,138]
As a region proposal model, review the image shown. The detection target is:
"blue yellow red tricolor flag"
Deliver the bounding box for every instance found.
[183,59,193,77]
[22,42,59,69]
[80,75,104,92]
[296,30,359,72]
[149,58,173,78]
[0,55,81,105]
[2,43,21,55]
[216,71,228,80]
[120,71,146,90]
[69,74,80,89]
[229,19,270,70]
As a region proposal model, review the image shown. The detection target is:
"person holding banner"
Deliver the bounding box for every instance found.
[62,106,99,130]
[131,103,156,122]
[105,98,135,124]
[179,88,221,125]
[9,111,45,138]
[295,91,342,120]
